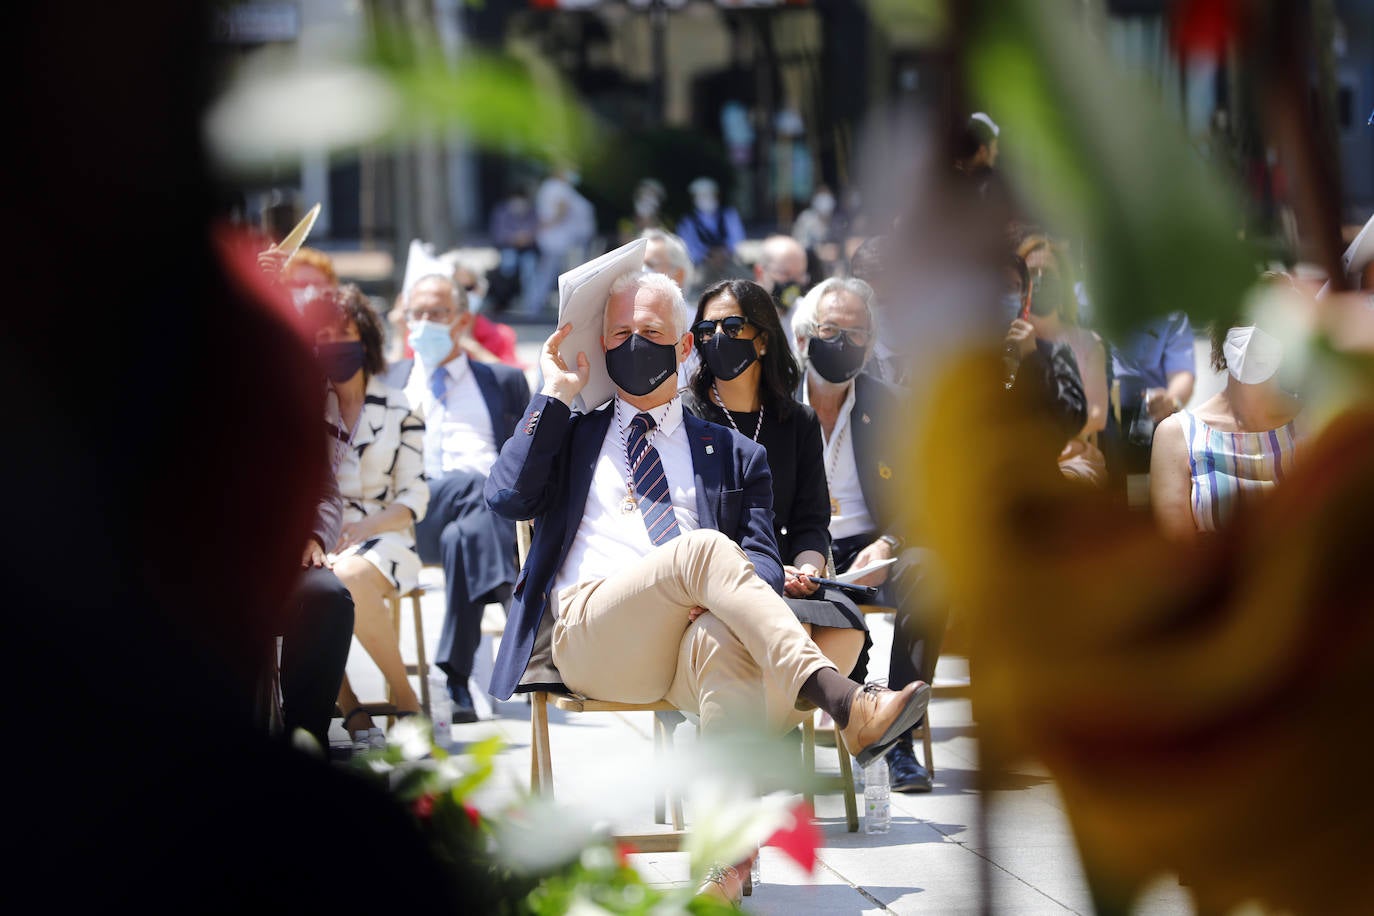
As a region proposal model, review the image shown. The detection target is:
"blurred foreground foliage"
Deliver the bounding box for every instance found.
[967,0,1257,340]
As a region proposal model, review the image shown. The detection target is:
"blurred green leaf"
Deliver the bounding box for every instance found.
[363,15,594,163]
[968,0,1258,338]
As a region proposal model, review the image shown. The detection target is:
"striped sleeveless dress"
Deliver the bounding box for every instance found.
[1182,408,1299,533]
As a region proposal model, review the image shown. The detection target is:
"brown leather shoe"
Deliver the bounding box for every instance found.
[841,681,931,767]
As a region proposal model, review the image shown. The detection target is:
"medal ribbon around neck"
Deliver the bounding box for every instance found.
[710,384,765,442]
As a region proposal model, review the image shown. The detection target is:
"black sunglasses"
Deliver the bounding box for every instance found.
[692,316,755,343]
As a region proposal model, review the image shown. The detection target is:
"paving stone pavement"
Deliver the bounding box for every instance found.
[334,324,1199,912]
[335,562,1196,915]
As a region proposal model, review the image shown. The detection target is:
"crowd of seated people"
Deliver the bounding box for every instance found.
[256,150,1334,816]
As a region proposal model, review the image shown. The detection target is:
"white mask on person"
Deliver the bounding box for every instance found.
[812,192,835,216]
[1223,325,1283,385]
[409,319,456,367]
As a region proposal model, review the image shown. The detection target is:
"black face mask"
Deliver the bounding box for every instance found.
[605,333,678,397]
[772,282,804,314]
[807,335,867,384]
[699,333,758,381]
[316,340,366,384]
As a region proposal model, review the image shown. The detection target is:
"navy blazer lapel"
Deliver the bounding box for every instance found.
[471,361,505,446]
[685,413,724,528]
[561,406,614,557]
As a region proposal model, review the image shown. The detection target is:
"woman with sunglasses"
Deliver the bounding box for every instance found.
[683,279,870,680]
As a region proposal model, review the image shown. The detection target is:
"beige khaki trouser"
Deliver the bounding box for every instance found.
[552,529,833,734]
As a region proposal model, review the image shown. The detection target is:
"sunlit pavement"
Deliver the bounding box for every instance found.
[334,320,1196,914]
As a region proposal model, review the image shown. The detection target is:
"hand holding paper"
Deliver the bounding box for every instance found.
[836,556,898,585]
[540,324,591,406]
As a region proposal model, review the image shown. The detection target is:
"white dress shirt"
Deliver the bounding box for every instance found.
[551,396,699,609]
[408,354,498,479]
[803,380,876,541]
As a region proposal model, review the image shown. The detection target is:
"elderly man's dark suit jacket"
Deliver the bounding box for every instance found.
[483,393,784,700]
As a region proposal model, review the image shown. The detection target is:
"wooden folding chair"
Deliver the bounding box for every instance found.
[348,586,431,727]
[515,520,690,852]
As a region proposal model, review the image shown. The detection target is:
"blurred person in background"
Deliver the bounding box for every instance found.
[677,176,744,265]
[641,227,694,293]
[384,265,512,370]
[793,184,842,276]
[954,112,1006,205]
[640,228,701,391]
[1019,254,1109,485]
[677,176,746,292]
[444,253,523,368]
[309,286,430,753]
[1109,310,1197,490]
[619,177,667,244]
[1151,279,1302,539]
[684,279,871,683]
[393,275,530,724]
[791,278,947,792]
[522,163,595,318]
[755,234,812,328]
[488,187,538,313]
[849,235,910,387]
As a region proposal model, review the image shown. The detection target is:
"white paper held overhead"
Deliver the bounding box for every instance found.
[555,238,650,412]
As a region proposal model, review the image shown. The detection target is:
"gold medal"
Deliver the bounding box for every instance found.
[830,497,840,516]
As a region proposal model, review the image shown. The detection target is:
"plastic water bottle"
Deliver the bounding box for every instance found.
[864,756,891,834]
[427,668,451,747]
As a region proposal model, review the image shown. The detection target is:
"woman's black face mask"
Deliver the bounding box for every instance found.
[699,331,758,381]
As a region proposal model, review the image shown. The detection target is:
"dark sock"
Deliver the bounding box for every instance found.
[798,667,857,730]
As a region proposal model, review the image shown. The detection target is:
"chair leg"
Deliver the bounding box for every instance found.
[383,592,400,728]
[653,713,666,825]
[835,725,859,833]
[410,592,430,717]
[919,716,935,778]
[801,715,817,813]
[530,691,554,796]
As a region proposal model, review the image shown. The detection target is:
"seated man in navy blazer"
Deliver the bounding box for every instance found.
[484,270,930,762]
[388,274,530,722]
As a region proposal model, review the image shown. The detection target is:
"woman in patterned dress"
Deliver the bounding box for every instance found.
[1151,304,1300,539]
[309,286,430,750]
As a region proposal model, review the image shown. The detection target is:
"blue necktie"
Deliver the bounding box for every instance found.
[626,412,681,545]
[429,368,448,403]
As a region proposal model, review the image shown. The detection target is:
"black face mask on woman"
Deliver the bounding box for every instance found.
[807,335,867,384]
[605,333,678,396]
[699,333,758,381]
[316,340,366,384]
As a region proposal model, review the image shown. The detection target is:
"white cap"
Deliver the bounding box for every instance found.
[969,112,1000,137]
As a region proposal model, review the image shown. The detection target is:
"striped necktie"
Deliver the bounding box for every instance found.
[626,412,681,545]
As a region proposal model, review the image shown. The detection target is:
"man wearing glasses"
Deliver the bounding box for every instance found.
[792,278,947,793]
[394,274,530,723]
[485,271,931,813]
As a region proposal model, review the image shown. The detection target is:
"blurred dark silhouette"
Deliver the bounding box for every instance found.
[7,4,458,908]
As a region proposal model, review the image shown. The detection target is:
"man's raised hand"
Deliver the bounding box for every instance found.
[540,323,590,406]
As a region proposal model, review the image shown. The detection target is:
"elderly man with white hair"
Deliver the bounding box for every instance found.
[485,272,932,898]
[791,277,948,793]
[641,227,695,293]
